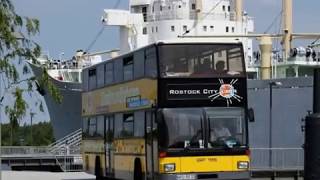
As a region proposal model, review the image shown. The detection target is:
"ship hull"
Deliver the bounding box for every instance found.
[28,63,82,140]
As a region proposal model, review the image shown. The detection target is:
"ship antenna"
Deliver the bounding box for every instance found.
[182,0,224,36]
[263,10,283,34]
[84,0,121,52]
[84,26,105,52]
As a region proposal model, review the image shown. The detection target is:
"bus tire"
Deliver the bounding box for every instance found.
[95,156,102,180]
[134,158,142,180]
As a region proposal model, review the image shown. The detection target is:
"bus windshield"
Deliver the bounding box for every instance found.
[159,44,245,78]
[158,107,246,150]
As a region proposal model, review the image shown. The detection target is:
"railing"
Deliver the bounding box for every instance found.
[250,148,304,171]
[49,128,82,154]
[0,146,83,172]
[1,146,51,156]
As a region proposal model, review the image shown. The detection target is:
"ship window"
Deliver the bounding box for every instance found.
[123,56,134,81]
[191,3,196,10]
[156,26,158,32]
[232,27,235,33]
[152,27,154,33]
[210,26,214,31]
[143,27,147,35]
[228,6,231,12]
[222,5,226,11]
[121,113,134,137]
[203,26,207,32]
[160,5,162,11]
[134,49,145,78]
[168,6,171,10]
[183,25,188,32]
[145,46,157,77]
[134,111,145,137]
[88,68,97,90]
[97,116,104,137]
[152,5,154,12]
[226,26,229,32]
[171,26,175,32]
[105,62,114,85]
[142,6,147,22]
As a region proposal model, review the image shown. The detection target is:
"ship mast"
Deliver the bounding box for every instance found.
[282,0,293,61]
[235,0,243,22]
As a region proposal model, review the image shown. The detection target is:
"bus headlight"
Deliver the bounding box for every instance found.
[237,161,249,169]
[164,163,176,172]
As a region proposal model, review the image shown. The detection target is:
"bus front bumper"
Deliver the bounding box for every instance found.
[158,171,250,180]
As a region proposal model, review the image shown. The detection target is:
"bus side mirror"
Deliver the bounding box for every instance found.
[248,108,255,122]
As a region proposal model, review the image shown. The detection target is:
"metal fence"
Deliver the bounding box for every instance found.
[0,146,83,172]
[250,148,304,171]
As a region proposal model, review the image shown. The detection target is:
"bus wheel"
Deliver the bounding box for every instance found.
[134,158,142,180]
[95,156,102,180]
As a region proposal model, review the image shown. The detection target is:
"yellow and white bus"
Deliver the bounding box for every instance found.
[82,42,253,180]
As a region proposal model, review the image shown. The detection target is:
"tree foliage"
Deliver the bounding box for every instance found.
[1,122,55,146]
[0,0,62,136]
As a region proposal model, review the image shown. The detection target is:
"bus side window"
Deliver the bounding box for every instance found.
[97,116,104,137]
[88,68,97,90]
[134,111,145,137]
[82,69,89,92]
[114,114,123,138]
[89,117,97,137]
[97,65,105,88]
[145,46,157,78]
[134,50,145,79]
[122,113,134,137]
[105,62,114,85]
[114,58,123,83]
[123,56,134,81]
[82,117,89,138]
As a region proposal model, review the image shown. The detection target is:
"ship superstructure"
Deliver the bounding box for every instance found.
[102,0,255,72]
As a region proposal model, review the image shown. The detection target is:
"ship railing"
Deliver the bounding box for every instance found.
[250,148,304,171]
[147,11,237,22]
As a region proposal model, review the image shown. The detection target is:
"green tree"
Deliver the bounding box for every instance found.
[0,0,62,145]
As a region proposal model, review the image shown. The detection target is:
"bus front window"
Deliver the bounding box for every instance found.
[159,108,204,149]
[159,44,244,78]
[206,108,246,148]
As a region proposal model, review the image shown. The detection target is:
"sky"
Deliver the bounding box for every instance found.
[11,0,320,58]
[3,0,320,125]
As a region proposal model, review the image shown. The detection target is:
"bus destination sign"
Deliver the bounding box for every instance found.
[162,78,245,107]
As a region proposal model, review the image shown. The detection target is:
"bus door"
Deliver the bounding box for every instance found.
[105,116,114,176]
[145,111,156,179]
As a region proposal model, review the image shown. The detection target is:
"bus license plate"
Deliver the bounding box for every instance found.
[177,174,196,180]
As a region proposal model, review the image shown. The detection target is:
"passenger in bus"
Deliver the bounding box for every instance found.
[210,121,231,142]
[215,61,227,73]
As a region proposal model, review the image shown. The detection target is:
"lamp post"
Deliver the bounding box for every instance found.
[0,96,4,180]
[30,112,35,145]
[269,81,282,168]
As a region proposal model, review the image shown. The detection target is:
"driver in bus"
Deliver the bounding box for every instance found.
[210,120,231,142]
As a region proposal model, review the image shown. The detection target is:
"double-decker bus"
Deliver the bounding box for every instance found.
[81,42,253,180]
